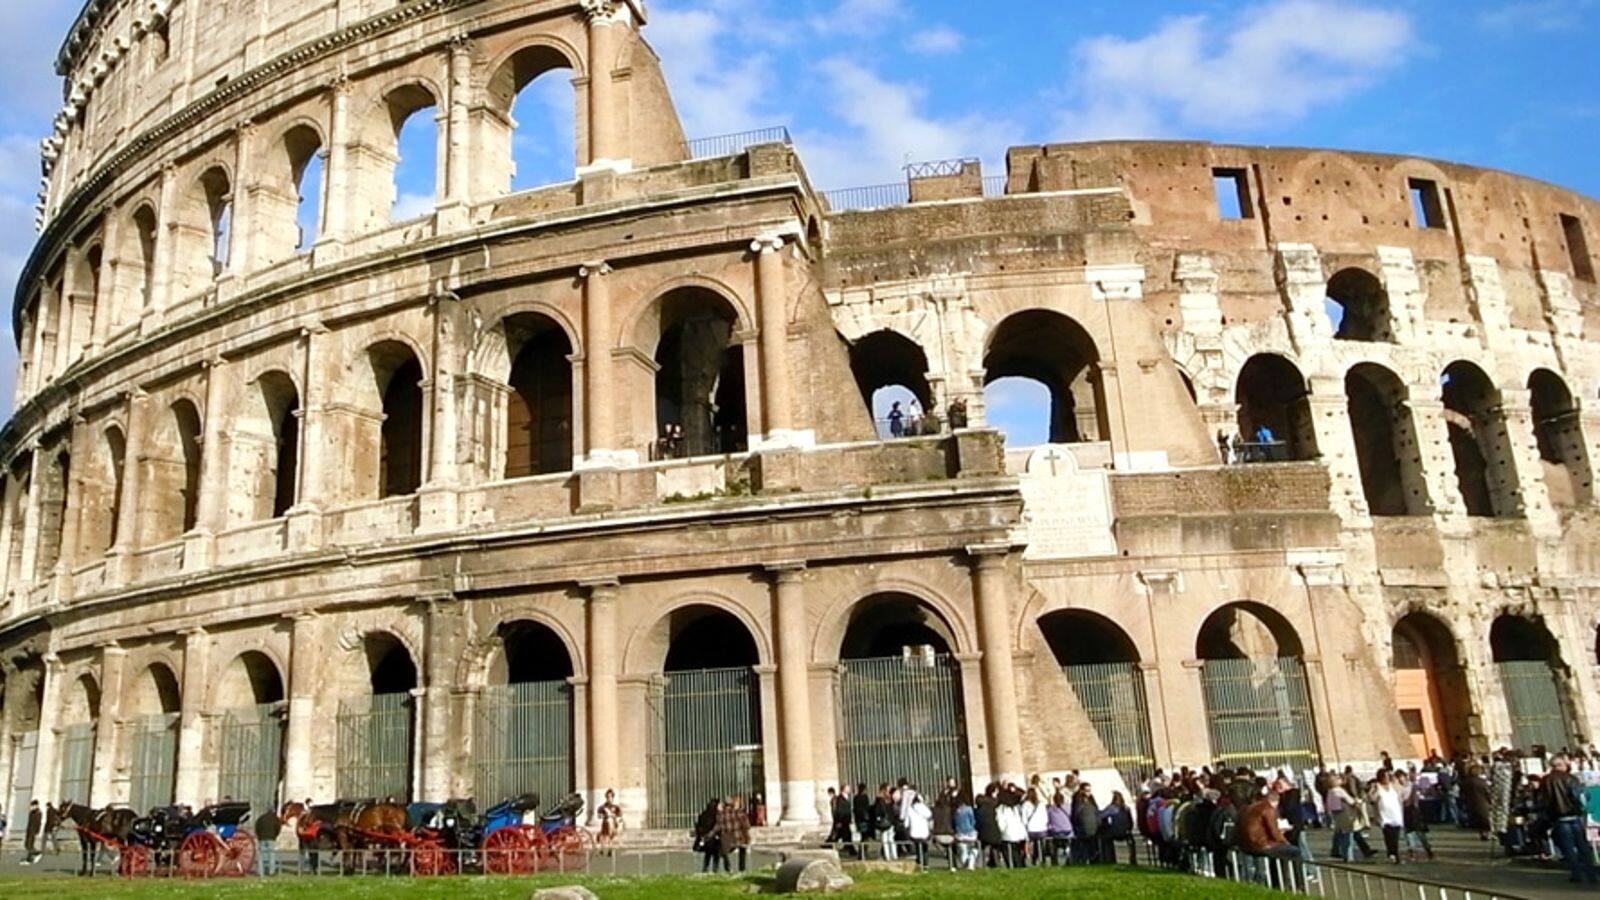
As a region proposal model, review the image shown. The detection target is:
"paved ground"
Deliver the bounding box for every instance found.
[1309,826,1597,900]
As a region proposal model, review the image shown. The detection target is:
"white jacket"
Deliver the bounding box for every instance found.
[998,803,1028,842]
[1022,801,1049,834]
[908,800,933,840]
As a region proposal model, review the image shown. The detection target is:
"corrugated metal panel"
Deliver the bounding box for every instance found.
[646,667,764,829]
[218,703,284,815]
[1063,662,1157,787]
[836,654,970,794]
[1200,657,1320,771]
[336,692,413,801]
[473,680,574,806]
[56,722,95,806]
[1497,661,1575,752]
[129,713,179,812]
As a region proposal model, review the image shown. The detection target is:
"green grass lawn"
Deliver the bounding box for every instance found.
[0,865,1270,899]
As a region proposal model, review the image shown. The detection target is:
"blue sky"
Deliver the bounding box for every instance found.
[0,0,1596,435]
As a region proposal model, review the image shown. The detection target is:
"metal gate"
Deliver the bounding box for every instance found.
[1062,662,1157,787]
[646,667,764,829]
[473,680,573,805]
[129,713,179,812]
[56,722,96,805]
[1497,661,1574,752]
[7,731,38,837]
[1200,657,1320,771]
[219,703,285,815]
[336,692,413,800]
[836,653,970,794]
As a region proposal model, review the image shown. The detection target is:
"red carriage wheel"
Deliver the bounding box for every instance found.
[410,838,453,876]
[177,832,224,878]
[483,826,536,875]
[220,832,257,877]
[118,845,152,877]
[543,826,595,872]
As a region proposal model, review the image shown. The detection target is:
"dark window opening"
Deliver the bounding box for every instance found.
[847,330,935,439]
[1442,361,1520,518]
[1528,369,1592,508]
[1409,178,1446,230]
[653,289,747,458]
[1038,611,1140,666]
[505,321,574,478]
[840,593,957,661]
[368,636,419,695]
[664,609,760,672]
[1561,213,1594,282]
[1325,269,1392,342]
[1233,354,1318,462]
[1213,169,1252,221]
[496,621,574,684]
[983,310,1104,447]
[1346,364,1429,516]
[273,399,300,517]
[379,356,425,498]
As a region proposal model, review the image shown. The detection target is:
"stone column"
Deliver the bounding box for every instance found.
[149,164,178,318]
[444,37,473,208]
[287,327,327,549]
[228,122,257,276]
[16,445,47,593]
[769,563,819,825]
[0,470,20,597]
[319,78,352,249]
[31,655,64,808]
[421,595,465,799]
[419,295,461,532]
[53,263,75,376]
[108,390,147,582]
[581,1,630,172]
[282,612,320,802]
[969,544,1024,783]
[579,262,622,465]
[752,234,804,448]
[185,359,229,570]
[91,213,120,353]
[89,643,126,804]
[53,416,90,597]
[584,578,620,818]
[1500,390,1556,533]
[175,627,212,804]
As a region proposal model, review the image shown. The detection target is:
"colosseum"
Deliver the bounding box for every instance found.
[0,0,1597,836]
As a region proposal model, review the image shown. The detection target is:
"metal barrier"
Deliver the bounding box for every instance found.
[682,127,792,160]
[1138,840,1531,900]
[823,183,912,212]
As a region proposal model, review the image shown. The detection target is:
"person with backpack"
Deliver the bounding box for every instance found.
[1539,754,1599,884]
[1099,791,1135,864]
[1208,793,1241,877]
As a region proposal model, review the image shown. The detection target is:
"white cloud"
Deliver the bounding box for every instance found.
[1477,0,1595,33]
[391,192,436,222]
[1058,0,1415,139]
[810,0,906,36]
[798,58,1020,188]
[908,26,965,56]
[649,6,783,137]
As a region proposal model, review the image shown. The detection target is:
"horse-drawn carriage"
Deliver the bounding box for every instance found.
[476,793,594,874]
[60,801,256,877]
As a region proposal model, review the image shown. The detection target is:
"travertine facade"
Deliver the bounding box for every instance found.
[1,0,1598,835]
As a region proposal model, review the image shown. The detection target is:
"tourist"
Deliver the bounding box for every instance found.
[888,401,905,438]
[1022,786,1048,865]
[694,798,722,873]
[254,804,281,876]
[998,784,1028,867]
[276,804,299,875]
[932,778,958,868]
[597,789,624,849]
[718,795,752,873]
[975,783,1004,867]
[1369,770,1405,864]
[873,783,898,860]
[1396,772,1433,860]
[1099,791,1135,864]
[750,793,767,828]
[852,782,872,850]
[952,795,979,870]
[1538,755,1598,884]
[1071,782,1100,863]
[1046,791,1074,865]
[826,786,853,851]
[906,791,933,869]
[1461,763,1492,840]
[1240,787,1303,889]
[23,801,41,865]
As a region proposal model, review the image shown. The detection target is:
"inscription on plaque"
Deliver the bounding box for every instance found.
[1017,446,1117,560]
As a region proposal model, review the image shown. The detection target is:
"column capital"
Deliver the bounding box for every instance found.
[283,608,320,625]
[581,0,632,25]
[448,33,474,54]
[95,640,126,656]
[179,625,208,640]
[579,260,612,279]
[581,576,621,597]
[428,290,462,309]
[765,561,806,581]
[965,542,1013,564]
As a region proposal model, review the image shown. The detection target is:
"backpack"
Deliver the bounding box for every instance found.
[1208,804,1239,850]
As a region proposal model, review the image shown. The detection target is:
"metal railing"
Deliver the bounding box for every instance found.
[983,175,1009,197]
[1141,841,1531,900]
[823,183,912,212]
[904,158,979,179]
[682,127,792,160]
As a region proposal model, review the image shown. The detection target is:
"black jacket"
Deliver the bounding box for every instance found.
[852,793,872,828]
[830,794,852,825]
[975,796,1002,845]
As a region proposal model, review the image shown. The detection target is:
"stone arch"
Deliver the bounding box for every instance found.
[212,649,286,710]
[1325,268,1392,342]
[484,40,582,193]
[471,299,583,373]
[636,286,750,457]
[61,672,101,725]
[79,423,124,556]
[1195,600,1305,660]
[1037,609,1142,665]
[1195,600,1320,769]
[622,594,771,675]
[1489,613,1579,751]
[1234,353,1318,461]
[1527,368,1592,507]
[1389,611,1473,758]
[475,311,576,478]
[624,274,756,348]
[812,577,976,664]
[470,615,580,807]
[847,329,934,437]
[459,608,586,688]
[1442,360,1521,518]
[983,308,1106,446]
[128,660,182,717]
[838,592,961,660]
[143,398,203,543]
[357,78,444,231]
[127,202,159,319]
[1346,362,1430,516]
[34,447,71,577]
[228,369,302,523]
[257,120,327,263]
[338,338,429,500]
[484,619,578,685]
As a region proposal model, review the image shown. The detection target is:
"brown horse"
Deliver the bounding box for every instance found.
[50,802,138,876]
[284,799,409,872]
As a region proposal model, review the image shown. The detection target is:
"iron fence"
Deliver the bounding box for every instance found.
[836,653,970,795]
[683,127,791,159]
[473,680,575,807]
[337,692,414,801]
[129,712,179,812]
[1200,656,1320,771]
[646,667,764,830]
[983,175,1009,197]
[219,703,285,817]
[1496,661,1575,752]
[1061,662,1157,788]
[1142,841,1530,900]
[56,722,95,805]
[823,183,911,212]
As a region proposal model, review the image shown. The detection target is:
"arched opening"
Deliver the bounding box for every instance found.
[1347,364,1430,516]
[1442,361,1520,518]
[230,372,301,523]
[487,45,577,193]
[144,400,203,544]
[373,345,425,499]
[129,663,182,811]
[4,454,32,587]
[385,85,440,225]
[34,450,70,578]
[76,245,102,362]
[199,167,233,276]
[1038,610,1154,785]
[504,316,574,478]
[1196,602,1319,770]
[1528,369,1592,507]
[836,594,970,797]
[1390,613,1473,758]
[288,126,324,252]
[1234,354,1318,462]
[646,606,763,828]
[131,205,158,315]
[83,426,125,556]
[983,309,1105,447]
[847,330,935,439]
[1325,268,1391,341]
[216,652,286,815]
[1490,615,1577,752]
[337,633,418,801]
[57,675,99,805]
[650,289,747,458]
[474,621,576,805]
